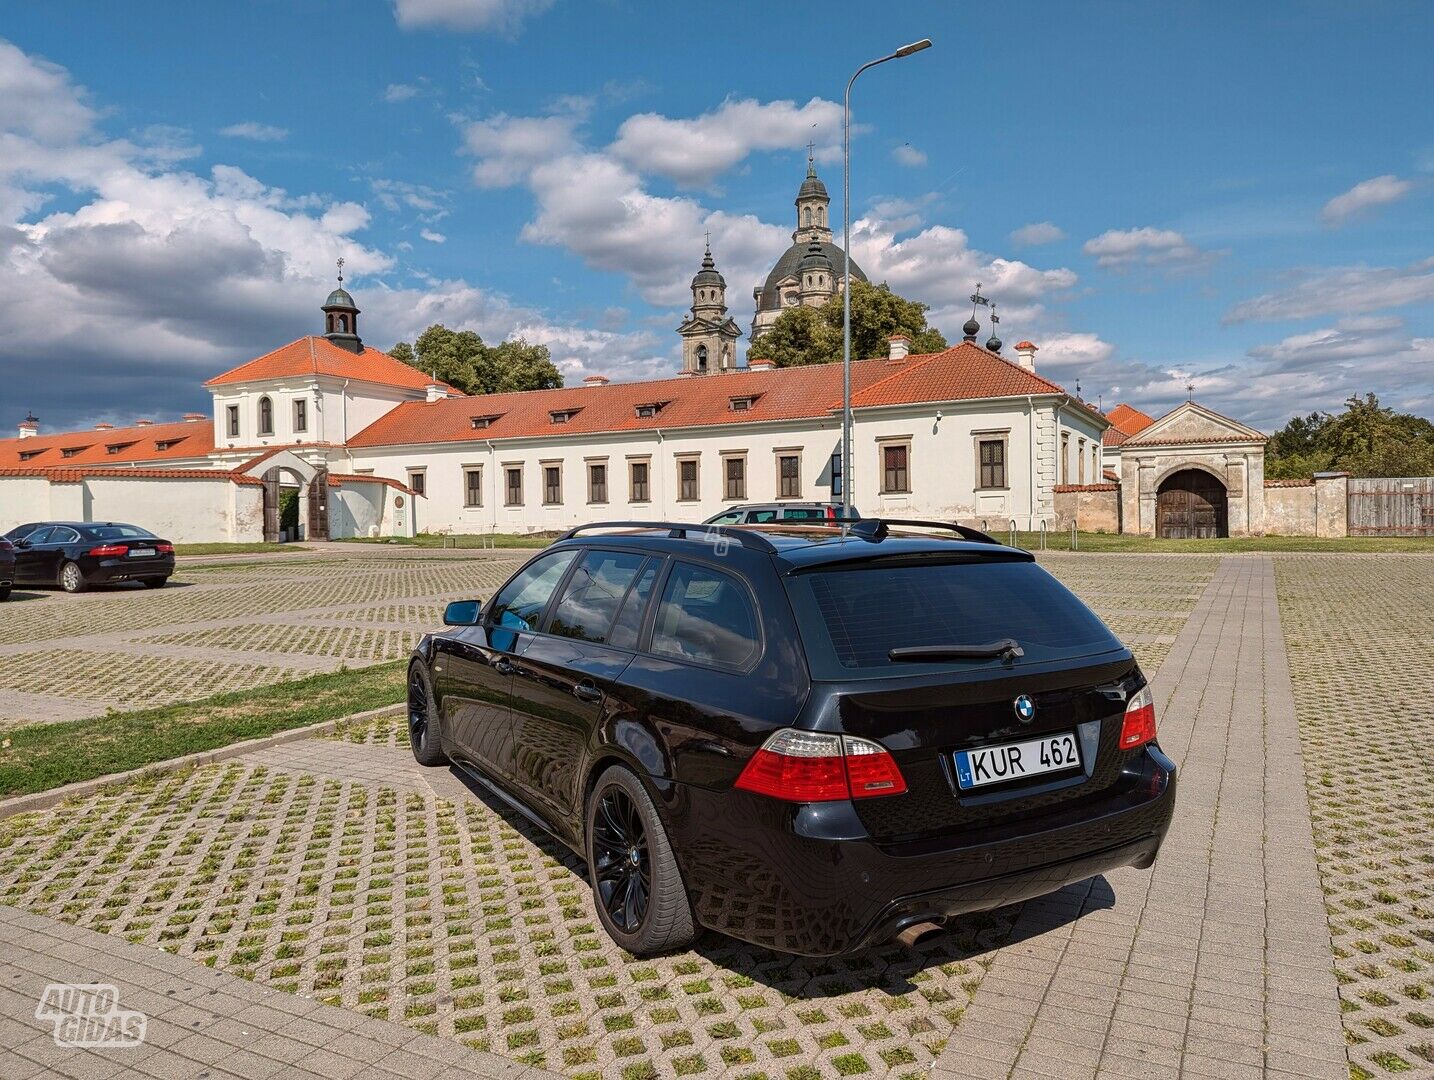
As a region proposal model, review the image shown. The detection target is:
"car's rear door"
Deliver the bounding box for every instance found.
[507,549,658,839]
[438,548,579,777]
[783,555,1143,847]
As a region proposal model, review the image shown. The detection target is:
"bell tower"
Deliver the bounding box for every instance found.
[677,238,743,374]
[321,258,363,354]
[794,144,832,244]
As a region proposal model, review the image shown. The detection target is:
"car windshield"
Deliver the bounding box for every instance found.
[786,558,1121,678]
[83,525,157,541]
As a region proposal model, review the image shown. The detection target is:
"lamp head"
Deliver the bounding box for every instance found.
[895,38,933,57]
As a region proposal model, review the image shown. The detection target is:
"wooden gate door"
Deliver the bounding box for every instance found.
[1348,477,1434,536]
[306,467,330,541]
[262,470,281,543]
[1157,469,1228,539]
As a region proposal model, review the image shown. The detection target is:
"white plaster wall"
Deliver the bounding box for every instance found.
[0,477,57,530]
[211,376,420,452]
[341,396,1104,534]
[330,483,386,539]
[78,477,257,543]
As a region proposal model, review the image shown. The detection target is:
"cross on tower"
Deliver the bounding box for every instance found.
[336,256,345,285]
[806,140,816,165]
[703,229,711,248]
[969,283,989,317]
[1186,380,1195,401]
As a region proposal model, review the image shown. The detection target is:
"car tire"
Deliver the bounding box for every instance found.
[407,663,448,766]
[59,561,87,594]
[586,765,696,957]
[0,586,9,602]
[141,577,169,589]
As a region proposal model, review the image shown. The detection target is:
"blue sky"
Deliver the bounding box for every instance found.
[1,0,1430,433]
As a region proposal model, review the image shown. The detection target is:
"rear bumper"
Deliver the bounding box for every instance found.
[664,745,1176,957]
[89,556,174,582]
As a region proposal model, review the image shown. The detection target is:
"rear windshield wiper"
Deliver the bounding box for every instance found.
[888,638,1024,663]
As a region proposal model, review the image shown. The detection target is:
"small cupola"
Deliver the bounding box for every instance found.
[321,257,363,354]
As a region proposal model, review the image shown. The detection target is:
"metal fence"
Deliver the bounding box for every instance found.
[1347,477,1434,536]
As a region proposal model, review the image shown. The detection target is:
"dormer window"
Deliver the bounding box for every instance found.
[106,441,137,455]
[729,395,760,412]
[470,414,502,430]
[155,438,184,452]
[549,408,581,425]
[18,449,43,462]
[634,401,668,419]
[61,446,85,458]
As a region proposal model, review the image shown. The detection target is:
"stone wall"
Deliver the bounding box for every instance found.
[1262,474,1348,537]
[1053,484,1121,533]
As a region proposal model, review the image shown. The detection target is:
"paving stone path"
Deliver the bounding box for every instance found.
[0,903,551,1078]
[935,556,1347,1080]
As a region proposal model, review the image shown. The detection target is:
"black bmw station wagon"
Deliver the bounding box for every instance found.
[407,520,1176,957]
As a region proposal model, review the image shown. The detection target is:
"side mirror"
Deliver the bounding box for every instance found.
[443,600,483,626]
[14,539,30,549]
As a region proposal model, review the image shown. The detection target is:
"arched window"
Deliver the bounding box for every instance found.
[696,345,708,371]
[258,396,274,436]
[337,314,349,333]
[803,207,812,226]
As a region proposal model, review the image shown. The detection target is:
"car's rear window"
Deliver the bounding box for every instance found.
[83,525,156,540]
[786,559,1121,678]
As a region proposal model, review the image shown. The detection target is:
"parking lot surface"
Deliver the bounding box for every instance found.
[0,549,1426,1078]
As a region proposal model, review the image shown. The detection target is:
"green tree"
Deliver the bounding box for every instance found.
[388,324,563,395]
[747,280,947,367]
[1265,393,1434,479]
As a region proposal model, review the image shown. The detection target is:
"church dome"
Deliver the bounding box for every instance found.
[798,239,832,272]
[324,286,357,310]
[797,169,828,200]
[690,245,725,288]
[758,240,864,310]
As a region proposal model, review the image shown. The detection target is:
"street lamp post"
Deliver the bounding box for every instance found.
[842,38,932,520]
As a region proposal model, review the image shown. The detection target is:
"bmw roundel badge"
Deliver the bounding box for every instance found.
[1013,695,1036,723]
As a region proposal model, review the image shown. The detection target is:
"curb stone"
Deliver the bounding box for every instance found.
[0,702,403,819]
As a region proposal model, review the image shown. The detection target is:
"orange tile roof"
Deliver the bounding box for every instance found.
[1102,427,1129,447]
[0,465,262,485]
[0,419,216,469]
[347,343,1088,450]
[205,336,463,394]
[1105,403,1155,437]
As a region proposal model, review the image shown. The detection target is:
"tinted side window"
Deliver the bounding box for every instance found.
[488,550,578,634]
[24,528,56,545]
[608,561,659,650]
[781,508,827,521]
[748,510,777,523]
[50,528,79,544]
[707,512,742,525]
[547,550,649,644]
[651,562,759,669]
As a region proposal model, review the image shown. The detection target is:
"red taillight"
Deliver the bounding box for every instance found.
[734,730,907,802]
[156,543,174,554]
[825,505,836,519]
[1120,685,1157,750]
[88,543,128,557]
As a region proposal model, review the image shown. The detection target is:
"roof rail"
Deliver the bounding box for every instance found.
[847,518,1002,545]
[556,520,780,554]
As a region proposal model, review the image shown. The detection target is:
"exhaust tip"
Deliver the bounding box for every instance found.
[894,921,944,948]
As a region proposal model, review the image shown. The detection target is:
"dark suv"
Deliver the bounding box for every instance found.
[408,520,1176,957]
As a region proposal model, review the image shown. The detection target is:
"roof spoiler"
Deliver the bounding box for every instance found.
[846,518,1002,545]
[556,520,779,554]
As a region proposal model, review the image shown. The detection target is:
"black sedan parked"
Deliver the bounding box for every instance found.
[0,538,14,601]
[2,522,175,593]
[407,519,1176,957]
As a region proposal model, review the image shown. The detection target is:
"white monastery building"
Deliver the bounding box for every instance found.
[2,161,1293,544]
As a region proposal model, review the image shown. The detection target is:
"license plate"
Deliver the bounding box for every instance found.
[128,548,156,557]
[955,732,1081,790]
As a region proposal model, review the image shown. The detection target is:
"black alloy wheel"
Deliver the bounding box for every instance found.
[407,663,447,766]
[591,785,650,934]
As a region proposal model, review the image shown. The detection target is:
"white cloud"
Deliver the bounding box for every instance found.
[610,97,842,186]
[1083,227,1214,271]
[384,83,419,103]
[892,144,926,168]
[1225,258,1434,322]
[219,121,288,142]
[461,112,582,187]
[1010,221,1065,246]
[1321,174,1414,225]
[420,228,446,243]
[0,38,96,143]
[391,0,553,34]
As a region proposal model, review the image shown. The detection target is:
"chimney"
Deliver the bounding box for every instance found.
[95,422,114,430]
[18,412,39,439]
[182,412,206,423]
[135,419,153,427]
[583,374,610,387]
[887,335,911,362]
[1014,341,1038,372]
[748,357,775,370]
[425,382,448,404]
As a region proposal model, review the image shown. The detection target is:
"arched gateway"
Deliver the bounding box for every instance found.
[1156,468,1228,539]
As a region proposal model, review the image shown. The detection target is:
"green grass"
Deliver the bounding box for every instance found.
[173,542,312,556]
[0,661,407,799]
[1004,530,1434,553]
[345,532,556,549]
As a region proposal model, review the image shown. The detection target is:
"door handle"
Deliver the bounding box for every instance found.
[495,657,514,676]
[572,680,603,703]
